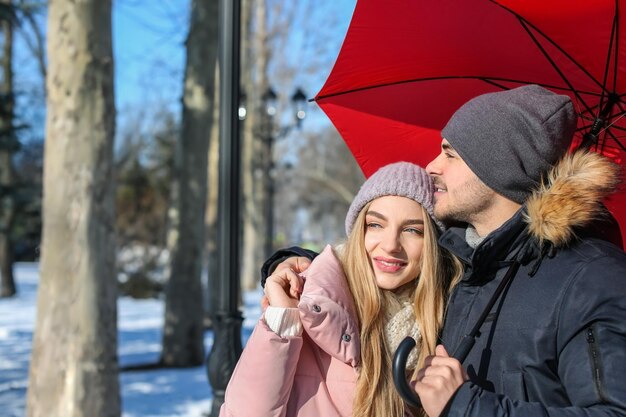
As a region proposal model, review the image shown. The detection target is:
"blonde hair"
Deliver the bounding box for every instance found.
[340,201,463,417]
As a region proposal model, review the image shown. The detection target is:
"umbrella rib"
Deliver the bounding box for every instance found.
[516,18,598,120]
[605,110,626,134]
[597,0,619,113]
[605,129,626,151]
[489,0,606,93]
[314,76,600,102]
[611,0,620,90]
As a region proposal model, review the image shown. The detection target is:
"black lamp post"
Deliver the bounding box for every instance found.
[260,85,307,259]
[206,0,243,416]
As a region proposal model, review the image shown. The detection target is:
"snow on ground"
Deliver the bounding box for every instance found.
[0,263,263,417]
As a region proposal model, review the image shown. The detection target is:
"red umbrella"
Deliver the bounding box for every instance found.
[314,0,626,243]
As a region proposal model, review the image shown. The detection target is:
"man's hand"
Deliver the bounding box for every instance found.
[263,268,305,308]
[261,256,312,310]
[414,345,469,417]
[273,256,312,276]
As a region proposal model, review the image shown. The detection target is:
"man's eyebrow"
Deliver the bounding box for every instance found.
[442,143,456,152]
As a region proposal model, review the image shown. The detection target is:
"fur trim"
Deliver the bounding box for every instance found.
[524,150,622,248]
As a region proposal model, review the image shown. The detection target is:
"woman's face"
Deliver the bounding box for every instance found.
[364,196,425,290]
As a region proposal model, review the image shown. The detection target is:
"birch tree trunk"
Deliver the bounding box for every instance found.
[26,1,118,416]
[0,0,16,298]
[161,0,219,366]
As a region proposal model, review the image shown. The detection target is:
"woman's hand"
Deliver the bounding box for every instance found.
[261,256,311,310]
[264,268,305,308]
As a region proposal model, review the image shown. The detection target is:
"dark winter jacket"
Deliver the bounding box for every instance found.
[439,150,626,417]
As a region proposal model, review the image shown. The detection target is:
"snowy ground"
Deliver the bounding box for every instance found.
[0,263,263,417]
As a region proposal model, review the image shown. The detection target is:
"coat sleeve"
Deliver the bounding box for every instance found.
[220,319,304,417]
[442,254,626,417]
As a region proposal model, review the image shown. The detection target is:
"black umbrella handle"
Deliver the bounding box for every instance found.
[392,337,422,408]
[393,336,474,409]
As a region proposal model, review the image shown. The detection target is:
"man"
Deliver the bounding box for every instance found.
[262,85,626,416]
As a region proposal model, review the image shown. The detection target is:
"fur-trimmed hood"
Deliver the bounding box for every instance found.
[524,149,622,248]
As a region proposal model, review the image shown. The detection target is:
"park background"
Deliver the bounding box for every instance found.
[0,1,363,416]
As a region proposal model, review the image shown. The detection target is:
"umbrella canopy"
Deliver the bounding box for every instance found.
[314,0,626,242]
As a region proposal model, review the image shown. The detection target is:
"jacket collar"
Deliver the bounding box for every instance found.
[440,209,528,281]
[439,150,621,281]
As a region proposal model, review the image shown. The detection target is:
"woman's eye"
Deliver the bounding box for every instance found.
[366,222,382,229]
[404,227,424,235]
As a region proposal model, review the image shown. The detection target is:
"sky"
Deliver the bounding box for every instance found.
[113,1,189,114]
[112,0,357,133]
[0,263,263,417]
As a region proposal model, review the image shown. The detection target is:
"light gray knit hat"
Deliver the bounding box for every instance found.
[441,84,576,203]
[345,161,444,236]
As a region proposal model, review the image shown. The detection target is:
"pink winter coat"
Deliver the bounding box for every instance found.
[220,245,361,417]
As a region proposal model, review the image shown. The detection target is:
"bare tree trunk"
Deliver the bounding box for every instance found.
[205,62,219,322]
[240,0,271,291]
[0,0,16,298]
[161,0,219,367]
[240,0,257,292]
[26,0,118,416]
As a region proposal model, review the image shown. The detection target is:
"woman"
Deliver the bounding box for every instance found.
[220,162,462,417]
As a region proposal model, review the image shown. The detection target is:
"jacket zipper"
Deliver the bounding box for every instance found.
[585,326,607,402]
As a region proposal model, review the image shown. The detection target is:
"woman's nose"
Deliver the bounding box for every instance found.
[380,229,402,253]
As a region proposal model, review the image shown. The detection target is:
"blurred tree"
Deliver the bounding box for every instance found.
[0,0,17,297]
[12,138,43,262]
[205,62,218,322]
[239,0,266,291]
[275,126,363,246]
[0,0,46,297]
[27,0,119,416]
[115,117,173,299]
[115,109,176,257]
[161,0,218,367]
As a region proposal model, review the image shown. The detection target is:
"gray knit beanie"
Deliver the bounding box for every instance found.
[441,84,577,203]
[345,161,444,236]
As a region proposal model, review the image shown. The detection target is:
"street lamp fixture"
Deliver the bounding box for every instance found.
[291,87,307,127]
[262,87,278,117]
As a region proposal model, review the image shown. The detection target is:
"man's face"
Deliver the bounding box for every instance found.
[425,139,495,224]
